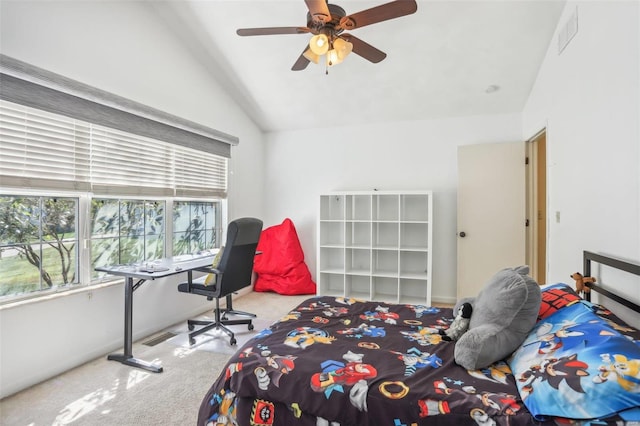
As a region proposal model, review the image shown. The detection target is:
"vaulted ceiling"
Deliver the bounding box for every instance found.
[151,0,567,132]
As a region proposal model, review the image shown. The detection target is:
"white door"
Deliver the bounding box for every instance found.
[457,142,526,298]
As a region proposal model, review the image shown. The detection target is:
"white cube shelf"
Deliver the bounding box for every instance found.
[318,190,432,305]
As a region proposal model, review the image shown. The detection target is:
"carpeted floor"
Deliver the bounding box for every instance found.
[0,292,312,426]
[165,317,276,355]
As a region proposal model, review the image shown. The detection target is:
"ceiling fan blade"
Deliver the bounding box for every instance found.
[304,0,332,24]
[340,34,386,63]
[292,47,311,71]
[237,27,310,36]
[339,0,417,31]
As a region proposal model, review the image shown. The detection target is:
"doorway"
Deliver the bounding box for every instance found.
[525,129,547,284]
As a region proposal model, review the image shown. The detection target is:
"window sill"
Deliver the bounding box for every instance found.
[0,278,123,311]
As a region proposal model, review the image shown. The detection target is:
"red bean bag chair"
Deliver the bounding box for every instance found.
[253,218,316,295]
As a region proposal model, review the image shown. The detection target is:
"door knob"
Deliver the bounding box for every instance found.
[459,231,466,238]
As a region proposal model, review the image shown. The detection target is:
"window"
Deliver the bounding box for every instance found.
[91,198,166,279]
[0,194,224,299]
[0,56,236,302]
[173,201,223,256]
[0,195,79,296]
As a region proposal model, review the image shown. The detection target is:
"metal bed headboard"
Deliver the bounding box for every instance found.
[583,250,640,314]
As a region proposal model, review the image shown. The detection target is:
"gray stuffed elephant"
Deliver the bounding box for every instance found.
[453,266,542,370]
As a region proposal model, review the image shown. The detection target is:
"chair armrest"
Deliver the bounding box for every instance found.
[194,266,221,274]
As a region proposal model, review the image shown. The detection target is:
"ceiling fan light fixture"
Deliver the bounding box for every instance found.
[309,33,329,55]
[333,38,353,60]
[326,48,342,66]
[303,48,320,64]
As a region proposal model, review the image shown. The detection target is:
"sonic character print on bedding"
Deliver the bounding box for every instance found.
[509,301,640,421]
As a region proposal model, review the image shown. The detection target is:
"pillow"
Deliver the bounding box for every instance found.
[509,301,640,421]
[204,246,224,286]
[539,283,640,343]
[537,282,582,321]
[453,265,542,370]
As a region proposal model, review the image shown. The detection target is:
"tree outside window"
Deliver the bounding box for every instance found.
[0,195,78,296]
[173,201,221,256]
[91,199,165,279]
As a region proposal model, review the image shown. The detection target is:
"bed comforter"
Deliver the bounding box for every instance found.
[198,296,556,425]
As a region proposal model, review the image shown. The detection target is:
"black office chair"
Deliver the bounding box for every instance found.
[178,217,263,345]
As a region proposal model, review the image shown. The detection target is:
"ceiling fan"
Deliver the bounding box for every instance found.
[236,0,418,71]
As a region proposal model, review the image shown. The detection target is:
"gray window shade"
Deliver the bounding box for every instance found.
[1,100,228,198]
[0,54,238,158]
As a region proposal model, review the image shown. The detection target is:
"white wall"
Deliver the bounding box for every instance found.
[522,1,639,325]
[0,1,264,398]
[263,114,523,304]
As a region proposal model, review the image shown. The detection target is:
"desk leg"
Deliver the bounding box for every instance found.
[107,276,163,373]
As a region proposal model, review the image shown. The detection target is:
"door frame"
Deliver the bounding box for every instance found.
[525,129,547,284]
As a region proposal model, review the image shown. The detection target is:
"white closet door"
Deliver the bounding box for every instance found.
[457,142,526,298]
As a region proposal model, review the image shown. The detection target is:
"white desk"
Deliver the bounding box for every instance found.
[96,252,216,373]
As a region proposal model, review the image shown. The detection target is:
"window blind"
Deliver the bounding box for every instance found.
[0,100,228,197]
[0,101,91,191]
[0,54,238,158]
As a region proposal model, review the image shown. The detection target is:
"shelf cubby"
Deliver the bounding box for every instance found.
[319,247,344,273]
[346,194,371,221]
[320,195,345,221]
[401,194,431,221]
[400,222,429,250]
[319,273,345,297]
[399,278,429,304]
[346,221,371,248]
[373,194,399,221]
[345,248,371,275]
[372,276,400,303]
[399,251,429,278]
[346,275,371,300]
[372,249,398,277]
[320,221,344,247]
[373,222,399,249]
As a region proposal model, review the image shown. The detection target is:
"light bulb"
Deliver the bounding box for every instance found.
[309,34,329,55]
[326,49,342,66]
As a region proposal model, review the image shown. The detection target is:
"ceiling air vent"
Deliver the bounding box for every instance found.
[558,7,578,54]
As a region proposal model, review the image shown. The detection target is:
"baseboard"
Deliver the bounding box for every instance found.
[431,294,457,306]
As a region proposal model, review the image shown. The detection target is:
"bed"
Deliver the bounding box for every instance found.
[197,251,640,425]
